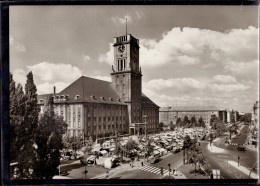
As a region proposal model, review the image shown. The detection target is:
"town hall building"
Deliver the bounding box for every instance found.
[38,34,160,139]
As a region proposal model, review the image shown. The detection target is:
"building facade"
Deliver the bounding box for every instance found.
[159,106,220,128]
[252,101,259,129]
[38,34,159,138]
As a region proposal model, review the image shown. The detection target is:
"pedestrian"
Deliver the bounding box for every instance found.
[106,171,109,178]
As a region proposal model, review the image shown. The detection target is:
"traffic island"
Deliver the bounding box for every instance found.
[178,164,208,179]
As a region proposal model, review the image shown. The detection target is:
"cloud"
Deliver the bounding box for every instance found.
[83,54,91,62]
[37,82,69,94]
[99,26,258,70]
[212,75,237,84]
[209,83,250,92]
[224,60,258,76]
[12,62,83,94]
[98,43,114,65]
[92,75,111,82]
[144,78,206,93]
[135,11,145,19]
[111,15,132,24]
[12,68,27,86]
[27,62,82,82]
[144,76,250,94]
[10,36,26,52]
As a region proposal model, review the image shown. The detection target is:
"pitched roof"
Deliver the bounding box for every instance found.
[38,76,126,105]
[160,105,220,112]
[141,93,160,108]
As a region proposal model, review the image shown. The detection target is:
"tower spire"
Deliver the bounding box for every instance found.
[126,17,127,35]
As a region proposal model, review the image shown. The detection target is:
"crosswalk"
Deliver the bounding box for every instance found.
[229,143,246,146]
[139,165,170,176]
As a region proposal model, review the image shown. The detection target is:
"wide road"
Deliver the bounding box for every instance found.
[213,125,257,171]
[110,151,184,179]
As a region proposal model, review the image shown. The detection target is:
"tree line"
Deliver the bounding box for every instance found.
[10,72,67,179]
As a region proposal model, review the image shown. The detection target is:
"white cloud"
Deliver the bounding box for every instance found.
[111,15,132,24]
[212,75,237,84]
[98,43,114,65]
[92,75,111,82]
[10,36,26,52]
[99,26,258,70]
[144,78,206,92]
[209,83,250,92]
[12,68,27,86]
[83,54,91,62]
[12,62,83,94]
[135,11,145,19]
[37,82,69,94]
[27,62,82,82]
[224,60,258,76]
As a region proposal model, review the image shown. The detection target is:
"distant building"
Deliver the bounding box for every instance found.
[38,33,159,138]
[252,101,259,129]
[159,106,220,128]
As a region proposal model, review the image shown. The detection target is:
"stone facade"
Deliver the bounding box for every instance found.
[38,34,159,138]
[159,106,220,128]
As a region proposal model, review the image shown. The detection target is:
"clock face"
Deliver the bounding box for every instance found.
[118,45,125,53]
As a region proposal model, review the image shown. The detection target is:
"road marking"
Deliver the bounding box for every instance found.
[139,165,169,176]
[227,169,232,173]
[219,164,224,168]
[208,164,211,167]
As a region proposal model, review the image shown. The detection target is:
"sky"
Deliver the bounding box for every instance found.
[10,5,259,112]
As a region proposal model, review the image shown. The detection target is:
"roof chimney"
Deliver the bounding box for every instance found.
[54,86,56,94]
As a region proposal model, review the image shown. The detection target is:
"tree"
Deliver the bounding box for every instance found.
[186,143,205,172]
[183,135,193,164]
[190,116,197,128]
[183,116,190,128]
[145,138,154,160]
[125,138,138,157]
[176,117,182,127]
[198,117,205,128]
[170,121,174,130]
[240,113,252,123]
[9,72,40,179]
[33,96,67,179]
[158,122,164,131]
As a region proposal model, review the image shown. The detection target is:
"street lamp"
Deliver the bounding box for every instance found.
[143,115,148,140]
[238,155,240,167]
[168,163,171,178]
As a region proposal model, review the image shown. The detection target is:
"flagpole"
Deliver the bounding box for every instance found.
[126,18,127,35]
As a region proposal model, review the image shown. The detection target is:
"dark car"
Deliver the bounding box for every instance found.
[237,145,246,151]
[60,169,69,176]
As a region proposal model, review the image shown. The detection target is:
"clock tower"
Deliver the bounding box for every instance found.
[111,34,142,124]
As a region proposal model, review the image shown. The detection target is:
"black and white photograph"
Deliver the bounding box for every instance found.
[6,4,259,183]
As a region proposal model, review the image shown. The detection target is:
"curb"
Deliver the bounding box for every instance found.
[227,161,258,179]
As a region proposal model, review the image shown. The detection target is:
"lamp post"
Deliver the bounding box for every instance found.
[143,115,148,140]
[168,163,171,178]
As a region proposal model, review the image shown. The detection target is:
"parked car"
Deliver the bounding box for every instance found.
[60,169,69,176]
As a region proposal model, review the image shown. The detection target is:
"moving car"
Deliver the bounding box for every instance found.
[148,154,160,164]
[237,145,246,151]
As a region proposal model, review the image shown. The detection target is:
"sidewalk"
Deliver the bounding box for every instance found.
[246,144,258,152]
[207,143,226,153]
[227,160,259,179]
